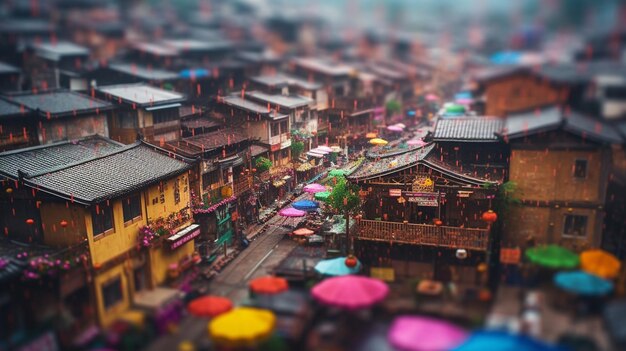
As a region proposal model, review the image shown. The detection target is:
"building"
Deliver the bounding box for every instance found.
[24,41,91,90]
[0,98,33,151]
[0,136,198,328]
[97,83,186,144]
[500,106,623,250]
[1,89,113,145]
[0,61,21,92]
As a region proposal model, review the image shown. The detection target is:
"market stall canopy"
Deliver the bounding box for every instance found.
[303,183,326,193]
[580,249,621,279]
[311,275,389,310]
[292,228,315,236]
[306,150,326,158]
[249,276,289,295]
[317,145,333,152]
[187,295,233,318]
[278,207,306,217]
[365,132,378,139]
[309,147,330,155]
[314,257,362,276]
[292,199,319,211]
[369,138,389,146]
[407,139,426,146]
[452,330,565,351]
[388,316,468,351]
[208,307,276,348]
[554,271,613,297]
[314,191,331,201]
[525,245,579,269]
[387,125,403,132]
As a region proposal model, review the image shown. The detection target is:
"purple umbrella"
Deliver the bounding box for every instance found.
[303,183,326,193]
[317,145,333,152]
[388,316,468,351]
[426,93,440,101]
[387,125,403,132]
[407,139,426,146]
[311,275,389,310]
[278,207,306,217]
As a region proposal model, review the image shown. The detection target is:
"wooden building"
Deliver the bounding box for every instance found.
[500,106,623,250]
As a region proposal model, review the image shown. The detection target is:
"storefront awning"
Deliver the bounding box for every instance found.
[167,224,200,249]
[306,151,325,158]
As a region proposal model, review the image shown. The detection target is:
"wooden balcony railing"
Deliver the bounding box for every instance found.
[233,176,253,196]
[355,219,489,251]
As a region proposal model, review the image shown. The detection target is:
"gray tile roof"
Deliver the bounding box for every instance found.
[3,90,113,117]
[97,84,185,106]
[108,63,178,81]
[0,99,26,117]
[294,57,353,77]
[33,41,89,61]
[0,62,19,74]
[502,106,624,144]
[251,74,322,90]
[246,91,313,109]
[222,95,288,120]
[19,142,192,205]
[433,117,503,141]
[0,135,123,179]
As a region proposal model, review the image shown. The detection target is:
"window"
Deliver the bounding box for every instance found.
[563,215,587,237]
[280,148,289,160]
[280,120,288,134]
[116,110,137,129]
[102,277,123,310]
[91,202,114,236]
[133,267,146,292]
[270,122,280,137]
[152,107,179,124]
[573,159,587,178]
[122,194,142,222]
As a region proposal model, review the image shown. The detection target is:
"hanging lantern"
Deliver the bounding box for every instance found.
[25,218,35,225]
[345,255,358,268]
[433,218,443,226]
[456,249,468,260]
[60,220,68,228]
[477,263,488,273]
[5,188,13,194]
[481,210,497,223]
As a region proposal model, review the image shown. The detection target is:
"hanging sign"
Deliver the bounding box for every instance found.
[389,189,402,197]
[412,176,434,192]
[407,197,438,206]
[500,248,521,264]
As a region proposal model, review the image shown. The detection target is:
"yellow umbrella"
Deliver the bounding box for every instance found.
[369,138,388,146]
[580,249,621,279]
[208,307,276,348]
[365,132,377,139]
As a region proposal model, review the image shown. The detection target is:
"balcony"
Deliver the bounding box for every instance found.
[327,96,380,115]
[355,219,489,251]
[204,182,234,204]
[269,133,290,146]
[233,176,253,196]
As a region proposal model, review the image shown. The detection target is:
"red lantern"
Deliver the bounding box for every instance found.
[25,218,34,225]
[481,210,498,224]
[345,255,358,268]
[433,218,443,226]
[5,188,13,194]
[60,220,68,228]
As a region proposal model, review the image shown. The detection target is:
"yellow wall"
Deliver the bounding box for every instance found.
[40,202,88,247]
[149,240,194,285]
[93,261,131,327]
[145,173,191,221]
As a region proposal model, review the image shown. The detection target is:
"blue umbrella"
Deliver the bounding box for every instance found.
[314,257,361,276]
[179,69,210,79]
[453,331,565,351]
[554,270,613,297]
[455,92,472,100]
[292,200,319,211]
[490,51,522,65]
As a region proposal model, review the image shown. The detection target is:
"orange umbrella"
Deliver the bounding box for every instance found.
[365,132,377,139]
[187,295,233,317]
[580,249,621,279]
[293,228,315,236]
[249,276,289,295]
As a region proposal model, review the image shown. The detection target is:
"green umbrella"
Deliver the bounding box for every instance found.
[445,104,465,113]
[314,191,331,201]
[329,169,347,177]
[525,245,580,269]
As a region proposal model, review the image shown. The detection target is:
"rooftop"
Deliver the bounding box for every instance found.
[162,39,232,52]
[181,116,222,130]
[6,141,193,205]
[108,63,178,81]
[167,128,249,156]
[0,135,123,180]
[433,117,504,142]
[293,57,354,77]
[246,91,313,109]
[0,99,27,118]
[221,95,288,120]
[2,90,113,117]
[251,73,322,90]
[0,61,20,74]
[32,41,89,61]
[97,84,185,107]
[133,42,178,57]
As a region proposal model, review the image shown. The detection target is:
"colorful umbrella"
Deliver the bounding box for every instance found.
[208,307,276,348]
[278,207,306,217]
[311,275,389,310]
[525,245,579,269]
[446,104,466,113]
[187,295,233,318]
[317,145,333,152]
[329,169,347,177]
[369,138,388,146]
[292,199,319,211]
[453,331,563,351]
[387,125,404,132]
[250,276,289,295]
[407,139,426,146]
[292,228,315,236]
[580,249,621,279]
[304,183,326,193]
[388,316,468,351]
[554,270,613,297]
[330,145,342,153]
[395,123,406,129]
[314,257,362,276]
[365,132,377,139]
[314,191,331,201]
[425,93,439,101]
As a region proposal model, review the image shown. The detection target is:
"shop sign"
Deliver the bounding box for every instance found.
[389,189,402,197]
[412,176,434,192]
[370,267,395,282]
[407,197,438,206]
[270,144,281,152]
[168,224,200,249]
[500,248,521,264]
[457,190,473,198]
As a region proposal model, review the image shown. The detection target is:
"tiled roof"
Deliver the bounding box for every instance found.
[502,106,623,144]
[472,65,526,83]
[433,117,503,142]
[221,95,288,120]
[349,144,435,180]
[181,117,222,130]
[33,41,89,61]
[0,61,20,74]
[246,91,313,109]
[3,90,113,117]
[108,63,178,81]
[251,73,322,90]
[168,128,249,156]
[162,39,232,52]
[0,135,124,179]
[293,57,353,77]
[250,144,269,157]
[20,142,192,205]
[97,84,185,106]
[0,99,26,117]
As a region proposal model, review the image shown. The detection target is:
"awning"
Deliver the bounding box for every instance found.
[219,155,243,168]
[167,224,200,249]
[145,103,182,111]
[306,151,325,158]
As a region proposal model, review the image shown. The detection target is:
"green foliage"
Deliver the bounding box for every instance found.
[385,99,402,115]
[493,181,520,219]
[328,177,360,214]
[255,157,272,172]
[291,140,304,158]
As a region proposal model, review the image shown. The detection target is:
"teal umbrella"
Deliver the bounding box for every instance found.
[314,257,361,276]
[314,191,331,202]
[554,270,613,296]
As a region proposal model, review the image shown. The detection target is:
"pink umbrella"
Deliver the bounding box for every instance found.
[311,275,389,310]
[425,93,439,101]
[388,316,468,351]
[278,207,306,217]
[303,183,326,193]
[317,145,333,153]
[387,125,403,132]
[407,139,427,146]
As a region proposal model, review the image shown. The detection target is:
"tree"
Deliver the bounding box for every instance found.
[385,99,402,127]
[254,157,272,172]
[291,140,304,159]
[328,177,360,254]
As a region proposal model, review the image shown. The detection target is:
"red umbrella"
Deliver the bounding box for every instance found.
[187,295,233,317]
[249,276,289,295]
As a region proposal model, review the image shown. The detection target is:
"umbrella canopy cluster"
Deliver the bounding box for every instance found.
[407,139,427,147]
[278,207,306,218]
[314,191,331,201]
[452,331,564,351]
[580,249,621,279]
[292,228,315,236]
[329,169,347,177]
